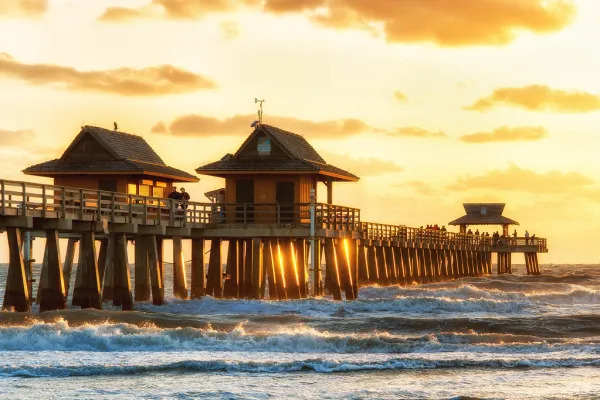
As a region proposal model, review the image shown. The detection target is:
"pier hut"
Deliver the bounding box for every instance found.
[196,124,358,223]
[449,203,541,275]
[23,125,198,196]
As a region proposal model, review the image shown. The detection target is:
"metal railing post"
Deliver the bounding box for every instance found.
[79,189,84,219]
[21,183,26,216]
[128,194,133,223]
[61,187,66,218]
[1,180,5,215]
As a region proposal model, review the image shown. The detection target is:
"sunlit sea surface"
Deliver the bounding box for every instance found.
[2,263,600,399]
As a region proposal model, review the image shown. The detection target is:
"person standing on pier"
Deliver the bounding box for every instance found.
[525,230,530,245]
[180,187,190,210]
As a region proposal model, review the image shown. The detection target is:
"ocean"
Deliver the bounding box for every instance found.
[1,263,600,399]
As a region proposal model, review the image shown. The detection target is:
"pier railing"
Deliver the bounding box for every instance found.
[0,179,547,252]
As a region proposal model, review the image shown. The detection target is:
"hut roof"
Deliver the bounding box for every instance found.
[196,124,359,182]
[448,203,519,226]
[23,126,198,182]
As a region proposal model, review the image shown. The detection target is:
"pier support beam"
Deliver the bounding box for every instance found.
[250,238,263,299]
[102,236,115,302]
[38,230,67,312]
[112,233,133,310]
[191,238,206,298]
[2,228,30,312]
[263,239,278,299]
[287,240,301,299]
[223,239,238,298]
[145,236,163,305]
[206,239,222,298]
[134,237,151,302]
[97,239,108,289]
[72,232,102,309]
[324,239,342,300]
[366,245,378,285]
[62,238,78,300]
[172,237,188,299]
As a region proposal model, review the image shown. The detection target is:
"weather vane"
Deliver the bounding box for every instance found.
[252,98,265,127]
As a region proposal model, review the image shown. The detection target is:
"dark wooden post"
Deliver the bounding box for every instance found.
[223,239,239,298]
[264,239,278,299]
[366,244,378,284]
[134,237,151,301]
[357,244,369,286]
[191,238,205,298]
[313,239,323,296]
[112,233,133,310]
[2,227,30,312]
[172,237,188,299]
[251,238,263,299]
[97,239,108,288]
[324,239,342,300]
[287,240,301,299]
[206,239,222,298]
[102,236,115,302]
[147,235,164,305]
[296,239,307,298]
[384,245,396,284]
[72,232,102,309]
[39,230,67,312]
[242,239,252,298]
[62,238,78,300]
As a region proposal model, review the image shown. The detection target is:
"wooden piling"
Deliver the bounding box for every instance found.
[296,239,307,298]
[367,245,378,285]
[338,239,356,300]
[375,245,388,285]
[274,240,288,299]
[324,239,342,300]
[250,238,263,299]
[358,244,369,286]
[146,235,163,305]
[2,227,30,312]
[62,238,78,300]
[223,239,238,298]
[191,238,206,298]
[97,239,108,289]
[263,239,278,299]
[384,245,397,284]
[38,230,67,312]
[206,239,223,298]
[287,240,301,299]
[172,237,188,299]
[112,233,133,310]
[242,239,252,298]
[134,237,151,302]
[72,232,102,309]
[102,236,115,302]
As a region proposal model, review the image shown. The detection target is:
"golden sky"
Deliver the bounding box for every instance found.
[1,0,599,263]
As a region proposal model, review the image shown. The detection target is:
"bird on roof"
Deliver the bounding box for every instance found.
[113,122,118,131]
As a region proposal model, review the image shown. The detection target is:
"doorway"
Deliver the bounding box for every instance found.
[236,179,254,223]
[276,182,295,223]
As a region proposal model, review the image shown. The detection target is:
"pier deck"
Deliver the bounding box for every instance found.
[0,179,548,312]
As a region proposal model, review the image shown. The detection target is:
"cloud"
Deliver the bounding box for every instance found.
[0,128,36,146]
[99,0,258,21]
[460,126,547,143]
[220,20,240,40]
[448,164,594,194]
[394,91,408,103]
[160,113,378,138]
[98,0,575,46]
[388,126,446,138]
[402,180,436,196]
[0,0,46,17]
[466,85,600,113]
[150,122,167,133]
[322,152,402,176]
[0,53,216,96]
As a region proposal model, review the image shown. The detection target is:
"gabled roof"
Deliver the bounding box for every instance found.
[449,203,519,226]
[196,124,359,182]
[24,125,198,182]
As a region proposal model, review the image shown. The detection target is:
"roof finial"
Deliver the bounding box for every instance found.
[255,98,265,124]
[113,121,118,131]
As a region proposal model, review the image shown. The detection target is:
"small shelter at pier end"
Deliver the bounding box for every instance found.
[195,124,358,223]
[23,125,198,197]
[449,203,519,236]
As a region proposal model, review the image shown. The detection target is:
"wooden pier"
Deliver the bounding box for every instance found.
[1,123,547,313]
[0,178,547,312]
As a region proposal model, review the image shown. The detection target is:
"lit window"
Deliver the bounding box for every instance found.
[139,185,150,197]
[155,181,167,188]
[153,186,164,198]
[127,183,137,195]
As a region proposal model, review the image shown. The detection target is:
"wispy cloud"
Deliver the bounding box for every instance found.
[0,0,46,18]
[466,85,600,113]
[0,53,216,96]
[388,126,446,138]
[394,91,408,103]
[156,113,379,138]
[460,126,547,143]
[100,0,576,46]
[322,152,403,176]
[448,164,594,194]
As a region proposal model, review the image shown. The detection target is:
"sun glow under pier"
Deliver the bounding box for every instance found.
[0,178,548,313]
